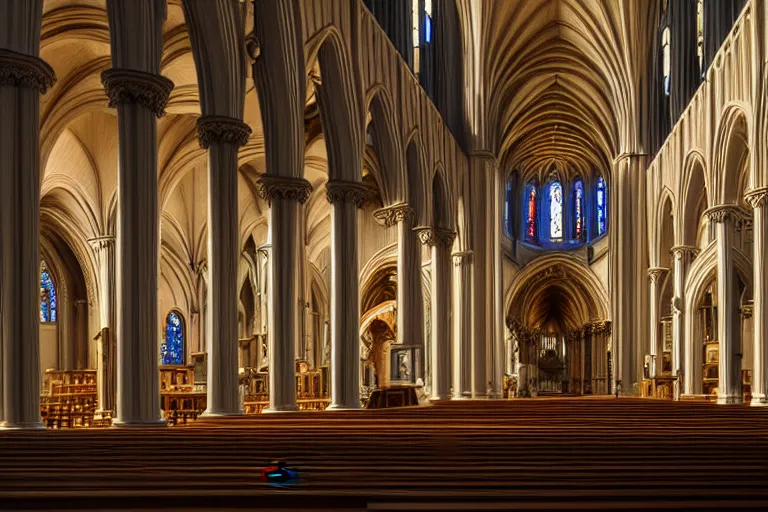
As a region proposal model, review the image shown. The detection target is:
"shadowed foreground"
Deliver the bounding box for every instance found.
[1,398,767,510]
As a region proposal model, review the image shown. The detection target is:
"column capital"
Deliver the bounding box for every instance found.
[0,48,56,93]
[647,266,669,283]
[745,187,768,209]
[101,68,174,118]
[704,204,741,224]
[196,115,252,149]
[256,174,312,205]
[416,226,456,247]
[670,245,699,259]
[373,202,413,228]
[326,179,368,208]
[452,251,473,266]
[88,236,116,251]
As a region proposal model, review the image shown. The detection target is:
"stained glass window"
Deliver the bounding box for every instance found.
[549,181,563,240]
[40,267,57,323]
[573,180,584,240]
[662,27,671,96]
[696,0,704,75]
[505,180,512,236]
[161,311,184,366]
[597,177,607,236]
[526,185,537,240]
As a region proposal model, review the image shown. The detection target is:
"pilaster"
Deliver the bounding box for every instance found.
[746,187,768,406]
[647,267,669,378]
[452,251,473,398]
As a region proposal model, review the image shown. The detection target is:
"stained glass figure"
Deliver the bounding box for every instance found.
[573,180,584,240]
[549,181,563,240]
[40,268,57,322]
[597,176,607,236]
[526,185,537,239]
[161,311,184,366]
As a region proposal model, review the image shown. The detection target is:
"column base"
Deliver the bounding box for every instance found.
[199,409,244,418]
[0,421,45,430]
[326,403,362,411]
[112,418,167,428]
[451,392,472,400]
[716,394,743,405]
[750,394,768,407]
[429,394,452,401]
[262,405,299,413]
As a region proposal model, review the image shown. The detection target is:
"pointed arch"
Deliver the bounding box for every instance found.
[365,84,406,206]
[432,164,452,230]
[654,189,676,268]
[680,150,709,247]
[712,104,751,206]
[405,130,431,228]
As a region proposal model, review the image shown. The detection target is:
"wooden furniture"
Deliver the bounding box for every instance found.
[365,386,420,409]
[743,369,752,403]
[161,391,206,425]
[159,366,195,391]
[40,369,100,429]
[703,340,719,398]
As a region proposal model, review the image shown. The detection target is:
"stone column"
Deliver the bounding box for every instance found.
[257,177,312,412]
[374,203,423,367]
[90,236,116,417]
[326,180,367,410]
[103,0,174,426]
[671,245,696,391]
[418,228,455,400]
[706,205,742,404]
[0,16,56,428]
[196,117,251,417]
[746,188,768,406]
[647,267,668,378]
[452,251,472,398]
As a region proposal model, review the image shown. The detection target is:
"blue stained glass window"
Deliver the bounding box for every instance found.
[526,185,537,240]
[573,180,584,240]
[424,14,433,43]
[597,177,607,236]
[549,181,563,240]
[161,311,184,366]
[40,268,57,322]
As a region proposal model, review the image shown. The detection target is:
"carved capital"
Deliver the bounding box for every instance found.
[373,203,413,228]
[434,228,457,247]
[745,187,768,209]
[647,267,669,284]
[88,236,116,252]
[704,204,741,224]
[196,116,252,149]
[0,49,56,93]
[256,174,313,205]
[670,245,699,260]
[101,68,174,118]
[414,226,434,246]
[326,179,367,208]
[452,251,473,267]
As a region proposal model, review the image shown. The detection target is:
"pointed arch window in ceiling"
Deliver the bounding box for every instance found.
[40,263,57,323]
[573,180,584,241]
[162,311,185,366]
[526,185,537,241]
[696,0,705,76]
[549,181,563,240]
[596,177,607,236]
[662,27,671,96]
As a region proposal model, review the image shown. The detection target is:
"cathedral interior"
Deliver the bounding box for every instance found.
[1,0,767,509]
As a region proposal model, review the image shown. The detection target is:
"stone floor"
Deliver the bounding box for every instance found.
[1,397,767,510]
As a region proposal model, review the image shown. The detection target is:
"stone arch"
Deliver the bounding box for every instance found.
[654,189,675,268]
[680,150,709,247]
[432,165,452,230]
[405,130,431,228]
[365,85,406,206]
[306,26,363,182]
[713,104,751,206]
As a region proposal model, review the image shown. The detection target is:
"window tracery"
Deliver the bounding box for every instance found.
[549,181,563,240]
[40,264,57,323]
[161,311,185,366]
[573,180,584,241]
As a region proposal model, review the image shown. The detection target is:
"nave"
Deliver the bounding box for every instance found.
[2,398,767,510]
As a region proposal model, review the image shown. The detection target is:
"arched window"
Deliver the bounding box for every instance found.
[525,184,537,241]
[40,265,57,323]
[596,177,607,236]
[572,180,584,241]
[548,181,563,240]
[161,311,185,366]
[696,0,704,76]
[662,27,671,96]
[505,180,512,236]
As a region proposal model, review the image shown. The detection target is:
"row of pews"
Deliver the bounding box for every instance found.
[3,397,767,510]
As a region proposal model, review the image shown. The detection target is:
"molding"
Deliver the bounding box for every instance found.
[415,226,456,247]
[373,203,413,228]
[0,48,56,93]
[703,204,741,224]
[87,236,116,251]
[647,267,669,283]
[256,174,313,205]
[101,68,174,118]
[196,115,252,149]
[452,251,473,266]
[325,179,367,208]
[745,187,768,209]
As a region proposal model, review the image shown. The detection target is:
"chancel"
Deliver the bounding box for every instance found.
[1,0,767,509]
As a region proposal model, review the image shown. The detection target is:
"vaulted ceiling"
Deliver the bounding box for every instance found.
[481,0,659,181]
